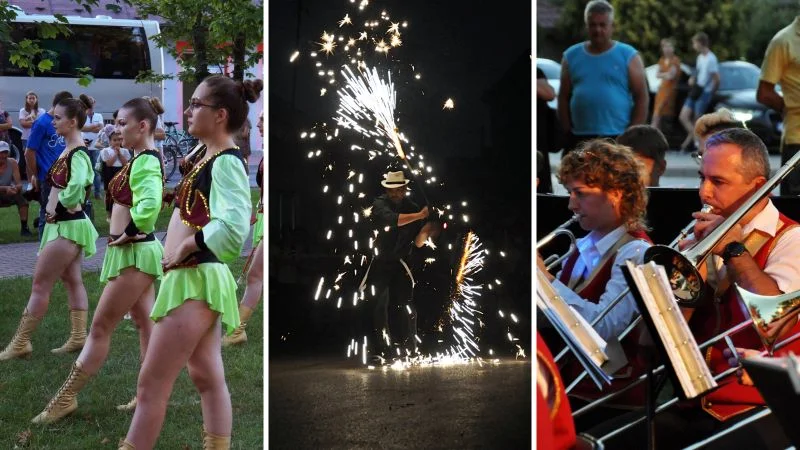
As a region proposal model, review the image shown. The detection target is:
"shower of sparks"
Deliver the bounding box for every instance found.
[289,51,300,62]
[375,39,390,54]
[443,98,455,110]
[445,231,486,359]
[297,2,526,369]
[320,41,336,55]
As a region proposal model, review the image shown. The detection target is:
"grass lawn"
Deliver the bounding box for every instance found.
[0,194,264,448]
[0,190,259,245]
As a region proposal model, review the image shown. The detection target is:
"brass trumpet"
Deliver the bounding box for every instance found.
[735,285,800,355]
[538,214,579,271]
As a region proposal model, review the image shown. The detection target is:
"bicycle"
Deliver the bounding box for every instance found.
[164,121,198,156]
[162,121,198,182]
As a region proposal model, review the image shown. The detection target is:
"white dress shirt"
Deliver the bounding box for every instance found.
[552,225,650,341]
[709,200,800,294]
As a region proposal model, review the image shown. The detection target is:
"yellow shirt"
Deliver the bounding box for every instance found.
[762,17,800,145]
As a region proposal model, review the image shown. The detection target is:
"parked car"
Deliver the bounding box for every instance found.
[536,57,560,110]
[645,60,782,152]
[536,58,562,153]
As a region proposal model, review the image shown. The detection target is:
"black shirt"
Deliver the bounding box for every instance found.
[371,194,422,261]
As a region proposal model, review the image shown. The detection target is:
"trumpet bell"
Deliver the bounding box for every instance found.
[644,245,706,307]
[735,285,800,355]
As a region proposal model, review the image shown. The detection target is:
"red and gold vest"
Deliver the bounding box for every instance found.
[690,213,800,421]
[559,229,653,407]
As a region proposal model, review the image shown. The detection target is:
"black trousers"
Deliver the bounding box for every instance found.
[368,259,417,353]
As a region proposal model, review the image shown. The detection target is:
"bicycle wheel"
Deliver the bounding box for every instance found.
[178,137,198,156]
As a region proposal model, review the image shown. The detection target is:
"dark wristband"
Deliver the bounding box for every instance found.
[124,220,140,237]
[195,229,209,251]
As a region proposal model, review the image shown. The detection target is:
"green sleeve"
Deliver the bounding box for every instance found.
[125,154,163,235]
[58,150,92,208]
[196,154,251,263]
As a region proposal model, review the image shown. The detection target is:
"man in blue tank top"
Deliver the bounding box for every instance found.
[557,0,648,156]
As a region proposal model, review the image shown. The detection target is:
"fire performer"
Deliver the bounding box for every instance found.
[363,170,439,362]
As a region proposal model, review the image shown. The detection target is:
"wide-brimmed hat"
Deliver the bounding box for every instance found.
[0,141,9,153]
[381,171,410,188]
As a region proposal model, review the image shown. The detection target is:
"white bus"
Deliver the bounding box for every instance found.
[0,13,164,123]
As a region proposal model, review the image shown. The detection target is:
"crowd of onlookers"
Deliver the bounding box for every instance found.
[537,0,800,197]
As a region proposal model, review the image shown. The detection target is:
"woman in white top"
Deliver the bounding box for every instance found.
[19,91,46,151]
[100,131,131,215]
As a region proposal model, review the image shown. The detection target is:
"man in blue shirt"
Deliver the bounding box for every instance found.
[25,91,73,238]
[558,0,649,156]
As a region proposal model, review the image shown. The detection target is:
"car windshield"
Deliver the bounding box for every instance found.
[719,65,759,91]
[537,61,560,79]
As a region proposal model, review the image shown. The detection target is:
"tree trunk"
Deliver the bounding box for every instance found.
[232,31,246,81]
[192,10,210,83]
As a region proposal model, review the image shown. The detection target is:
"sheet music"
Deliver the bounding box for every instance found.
[537,269,613,388]
[625,261,718,399]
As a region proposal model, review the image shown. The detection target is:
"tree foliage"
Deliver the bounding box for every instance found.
[130,0,262,83]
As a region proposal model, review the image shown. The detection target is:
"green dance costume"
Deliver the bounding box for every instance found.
[150,149,251,335]
[252,158,263,246]
[40,146,99,257]
[100,150,165,283]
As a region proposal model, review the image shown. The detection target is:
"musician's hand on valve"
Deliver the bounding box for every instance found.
[677,237,696,251]
[537,252,554,281]
[693,211,744,256]
[723,347,759,386]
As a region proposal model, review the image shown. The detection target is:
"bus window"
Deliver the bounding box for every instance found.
[0,23,151,79]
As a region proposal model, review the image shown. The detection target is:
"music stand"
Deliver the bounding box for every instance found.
[620,265,668,450]
[741,356,800,446]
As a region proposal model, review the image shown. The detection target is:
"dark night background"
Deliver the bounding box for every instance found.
[268,0,532,358]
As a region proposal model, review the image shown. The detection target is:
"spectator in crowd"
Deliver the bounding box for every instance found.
[0,101,12,145]
[616,125,669,187]
[694,108,745,157]
[651,38,681,131]
[154,112,166,153]
[757,16,800,195]
[94,123,114,150]
[679,32,720,152]
[0,141,31,236]
[558,0,648,156]
[25,90,73,238]
[234,118,252,172]
[81,96,104,199]
[19,91,46,152]
[99,131,130,217]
